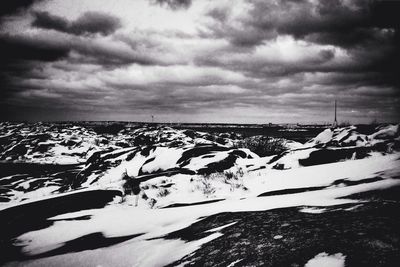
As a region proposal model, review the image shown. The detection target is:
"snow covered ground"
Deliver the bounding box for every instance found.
[0,122,399,266]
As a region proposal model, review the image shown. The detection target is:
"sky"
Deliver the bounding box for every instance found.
[0,0,399,124]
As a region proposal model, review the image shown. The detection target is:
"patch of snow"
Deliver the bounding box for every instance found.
[343,204,363,211]
[299,207,327,214]
[140,147,183,174]
[8,233,222,267]
[308,129,333,145]
[227,259,243,267]
[370,124,399,140]
[194,138,214,145]
[304,252,346,267]
[183,151,230,171]
[11,186,60,203]
[205,221,237,233]
[284,140,304,150]
[272,148,317,169]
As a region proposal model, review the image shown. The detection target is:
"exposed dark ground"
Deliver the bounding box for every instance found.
[0,162,81,177]
[163,186,400,267]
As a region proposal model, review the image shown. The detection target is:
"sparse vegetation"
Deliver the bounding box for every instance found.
[225,167,244,180]
[200,179,216,196]
[195,168,248,194]
[225,169,248,192]
[157,188,171,197]
[194,175,217,197]
[234,136,287,157]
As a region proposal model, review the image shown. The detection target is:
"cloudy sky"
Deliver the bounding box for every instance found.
[0,0,399,123]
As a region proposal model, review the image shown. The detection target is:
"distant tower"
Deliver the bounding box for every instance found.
[333,100,338,128]
[151,115,154,123]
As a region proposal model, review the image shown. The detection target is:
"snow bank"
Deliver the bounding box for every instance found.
[306,124,399,149]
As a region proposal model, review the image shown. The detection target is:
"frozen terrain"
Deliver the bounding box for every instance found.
[0,122,399,266]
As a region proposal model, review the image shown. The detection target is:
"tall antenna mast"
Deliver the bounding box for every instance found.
[333,100,338,128]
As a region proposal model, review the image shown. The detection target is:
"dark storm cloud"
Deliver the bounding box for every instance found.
[1,5,123,103]
[0,0,45,18]
[300,0,400,48]
[206,0,399,48]
[193,47,341,81]
[0,30,163,73]
[0,33,69,99]
[151,0,192,10]
[0,29,161,108]
[31,11,69,32]
[32,11,121,36]
[277,0,369,41]
[0,33,69,63]
[70,12,121,36]
[201,0,400,91]
[370,0,400,29]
